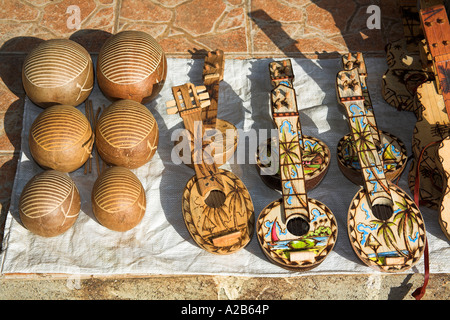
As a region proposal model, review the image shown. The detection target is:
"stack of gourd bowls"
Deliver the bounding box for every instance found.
[19,31,166,237]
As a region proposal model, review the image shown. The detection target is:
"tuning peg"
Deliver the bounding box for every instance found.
[343,81,349,90]
[356,52,363,62]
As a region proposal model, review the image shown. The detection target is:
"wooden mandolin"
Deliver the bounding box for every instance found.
[337,68,426,272]
[256,63,337,271]
[338,52,408,185]
[166,83,254,254]
[255,59,331,191]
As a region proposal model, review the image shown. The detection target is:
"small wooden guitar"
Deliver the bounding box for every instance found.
[416,4,450,239]
[256,65,337,271]
[338,52,408,185]
[166,83,254,254]
[337,68,426,272]
[255,59,331,191]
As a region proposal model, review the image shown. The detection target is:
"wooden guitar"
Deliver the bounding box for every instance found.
[256,65,337,271]
[337,68,426,272]
[255,59,331,191]
[413,4,450,239]
[166,83,254,254]
[337,52,408,185]
[175,49,237,168]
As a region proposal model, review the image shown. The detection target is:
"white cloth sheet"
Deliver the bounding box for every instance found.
[1,57,449,276]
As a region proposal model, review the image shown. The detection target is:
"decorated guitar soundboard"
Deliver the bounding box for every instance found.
[256,61,337,271]
[338,52,408,185]
[337,68,426,272]
[166,83,255,254]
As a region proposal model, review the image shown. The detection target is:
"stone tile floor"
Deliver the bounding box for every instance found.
[0,0,449,300]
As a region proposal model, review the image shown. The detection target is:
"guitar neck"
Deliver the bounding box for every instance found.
[271,83,309,220]
[167,83,222,195]
[420,4,450,118]
[337,69,393,208]
[202,49,224,126]
[342,52,380,142]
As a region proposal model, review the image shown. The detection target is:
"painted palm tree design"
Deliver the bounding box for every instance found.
[370,218,408,259]
[352,118,390,194]
[279,124,307,208]
[393,197,419,257]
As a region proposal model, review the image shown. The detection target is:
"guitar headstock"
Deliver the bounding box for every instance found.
[202,49,224,85]
[166,83,211,115]
[270,84,298,119]
[342,52,367,75]
[420,4,450,58]
[269,59,294,87]
[336,68,364,101]
[342,52,368,90]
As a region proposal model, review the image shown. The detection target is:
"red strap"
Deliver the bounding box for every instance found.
[411,141,439,299]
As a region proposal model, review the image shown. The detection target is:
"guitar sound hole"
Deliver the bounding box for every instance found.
[204,190,226,208]
[287,216,310,237]
[372,204,393,221]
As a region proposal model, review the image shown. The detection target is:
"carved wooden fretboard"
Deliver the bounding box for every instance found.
[269,60,309,220]
[166,83,223,196]
[342,52,381,143]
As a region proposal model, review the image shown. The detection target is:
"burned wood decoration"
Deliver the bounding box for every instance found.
[166,83,254,254]
[337,68,426,272]
[256,60,337,271]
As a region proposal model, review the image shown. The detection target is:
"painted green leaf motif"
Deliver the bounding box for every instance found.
[289,239,316,249]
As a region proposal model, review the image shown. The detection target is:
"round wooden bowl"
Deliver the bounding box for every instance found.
[96,30,167,104]
[29,105,94,172]
[95,99,159,169]
[19,170,81,237]
[22,39,94,108]
[91,166,146,232]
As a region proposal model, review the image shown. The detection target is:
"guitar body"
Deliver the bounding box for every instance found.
[348,183,426,272]
[182,169,254,254]
[408,81,449,209]
[436,137,450,240]
[255,135,330,191]
[257,198,337,271]
[337,130,408,185]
